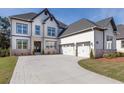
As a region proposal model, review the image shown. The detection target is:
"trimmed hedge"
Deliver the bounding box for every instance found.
[103,52,124,59]
[90,49,94,59]
[0,49,10,57]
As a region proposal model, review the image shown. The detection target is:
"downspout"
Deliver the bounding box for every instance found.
[91,27,95,57]
[30,22,32,54]
[103,30,105,50]
[10,18,12,56]
[42,23,45,54]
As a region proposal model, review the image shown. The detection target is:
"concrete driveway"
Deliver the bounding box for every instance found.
[10,55,121,84]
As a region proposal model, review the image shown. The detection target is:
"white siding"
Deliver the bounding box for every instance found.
[116,39,124,52]
[61,30,95,49]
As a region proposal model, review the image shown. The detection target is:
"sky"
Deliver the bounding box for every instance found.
[0,8,124,25]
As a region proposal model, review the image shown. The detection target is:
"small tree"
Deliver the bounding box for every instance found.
[90,49,94,59]
[0,16,10,49]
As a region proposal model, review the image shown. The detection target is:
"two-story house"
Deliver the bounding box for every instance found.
[10,8,67,55]
[10,8,117,58]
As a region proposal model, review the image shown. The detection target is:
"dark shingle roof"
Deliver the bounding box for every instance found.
[60,17,117,38]
[116,24,124,39]
[10,9,67,28]
[10,12,37,21]
[57,20,67,28]
[60,18,101,37]
[96,17,113,28]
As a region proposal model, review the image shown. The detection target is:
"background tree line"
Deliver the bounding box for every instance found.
[0,16,10,57]
[0,16,10,49]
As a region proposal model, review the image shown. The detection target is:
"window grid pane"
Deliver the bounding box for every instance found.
[16,40,22,49]
[35,25,40,35]
[47,27,56,36]
[16,23,28,34]
[23,24,28,34]
[23,40,28,49]
[16,23,22,34]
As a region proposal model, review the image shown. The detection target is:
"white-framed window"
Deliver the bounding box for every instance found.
[47,27,56,36]
[121,40,124,48]
[35,25,40,35]
[46,41,57,49]
[106,36,113,49]
[16,39,28,49]
[16,23,28,34]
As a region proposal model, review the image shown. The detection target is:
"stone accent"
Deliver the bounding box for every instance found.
[11,49,31,56]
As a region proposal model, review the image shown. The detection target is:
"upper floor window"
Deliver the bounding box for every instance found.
[16,23,28,34]
[35,25,40,35]
[47,27,56,37]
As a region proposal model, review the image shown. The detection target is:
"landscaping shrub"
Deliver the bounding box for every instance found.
[119,52,124,57]
[90,49,94,59]
[116,52,121,57]
[0,48,10,57]
[103,52,124,59]
[103,53,109,58]
[104,52,118,58]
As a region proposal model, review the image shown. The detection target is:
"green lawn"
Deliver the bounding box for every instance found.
[78,59,124,82]
[0,56,17,84]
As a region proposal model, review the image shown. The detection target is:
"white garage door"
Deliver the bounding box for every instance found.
[61,44,75,56]
[77,42,90,58]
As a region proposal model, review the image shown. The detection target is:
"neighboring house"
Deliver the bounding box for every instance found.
[60,17,117,58]
[10,8,117,58]
[116,24,124,52]
[10,8,67,55]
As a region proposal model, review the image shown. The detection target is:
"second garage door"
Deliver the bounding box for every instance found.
[77,42,90,58]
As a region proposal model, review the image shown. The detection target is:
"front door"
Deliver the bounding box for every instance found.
[34,41,41,53]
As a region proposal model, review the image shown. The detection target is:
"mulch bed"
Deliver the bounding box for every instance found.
[96,57,124,62]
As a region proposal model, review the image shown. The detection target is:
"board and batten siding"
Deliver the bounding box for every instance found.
[94,30,104,57]
[104,23,116,50]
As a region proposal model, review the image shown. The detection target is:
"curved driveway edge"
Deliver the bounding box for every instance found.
[10,55,122,84]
